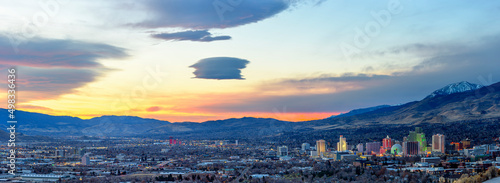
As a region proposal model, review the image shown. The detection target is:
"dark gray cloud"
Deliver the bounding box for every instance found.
[15,67,106,100]
[0,35,127,100]
[132,0,326,42]
[0,36,127,68]
[200,35,500,113]
[189,57,250,80]
[133,0,290,29]
[152,30,231,42]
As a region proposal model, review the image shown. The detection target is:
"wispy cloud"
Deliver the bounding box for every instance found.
[146,106,162,112]
[0,36,127,69]
[152,30,231,42]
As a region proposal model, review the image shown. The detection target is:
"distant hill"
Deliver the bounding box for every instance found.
[0,111,170,137]
[329,105,391,118]
[0,110,292,138]
[1,81,499,139]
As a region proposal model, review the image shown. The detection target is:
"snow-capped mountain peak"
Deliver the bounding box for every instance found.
[427,81,483,98]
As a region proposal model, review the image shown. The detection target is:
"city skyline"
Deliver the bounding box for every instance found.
[2,1,500,122]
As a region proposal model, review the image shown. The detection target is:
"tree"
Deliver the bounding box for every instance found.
[167,174,174,181]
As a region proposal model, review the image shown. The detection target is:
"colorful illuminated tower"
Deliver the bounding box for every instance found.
[381,135,393,154]
[337,135,347,151]
[408,127,427,153]
[316,140,326,156]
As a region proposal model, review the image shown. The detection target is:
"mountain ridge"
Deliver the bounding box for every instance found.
[2,81,498,138]
[329,105,392,119]
[426,81,483,98]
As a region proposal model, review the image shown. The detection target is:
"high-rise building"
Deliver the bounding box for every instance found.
[235,140,238,146]
[365,142,381,155]
[357,143,364,153]
[403,141,419,156]
[408,127,427,153]
[301,143,311,151]
[450,142,463,151]
[432,134,445,153]
[316,140,326,156]
[55,150,65,157]
[381,135,393,154]
[337,135,347,152]
[383,135,393,149]
[462,139,471,149]
[169,136,173,145]
[81,154,90,165]
[415,127,422,133]
[278,146,288,156]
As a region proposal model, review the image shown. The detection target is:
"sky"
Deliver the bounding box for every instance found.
[1,0,500,122]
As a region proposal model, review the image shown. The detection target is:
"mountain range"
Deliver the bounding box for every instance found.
[327,81,485,119]
[304,81,499,130]
[1,81,499,139]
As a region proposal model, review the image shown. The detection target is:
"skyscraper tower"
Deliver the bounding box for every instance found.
[408,127,427,153]
[383,135,393,149]
[316,140,326,156]
[403,141,419,156]
[381,135,393,154]
[337,135,347,151]
[432,134,445,153]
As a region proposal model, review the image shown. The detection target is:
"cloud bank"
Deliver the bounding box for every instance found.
[189,57,250,80]
[134,0,290,29]
[0,35,127,100]
[130,0,326,43]
[0,36,127,68]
